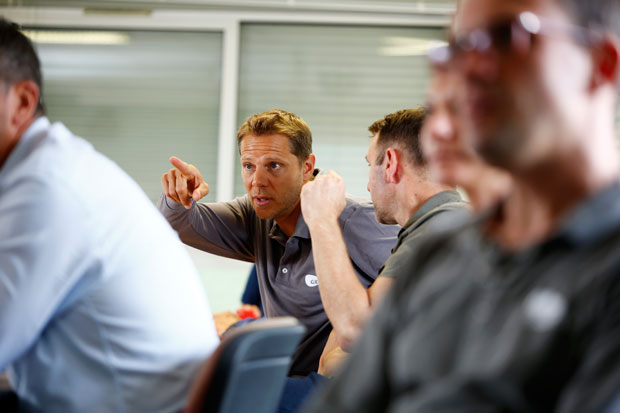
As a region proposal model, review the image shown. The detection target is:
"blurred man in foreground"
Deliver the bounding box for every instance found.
[303,0,620,411]
[0,18,218,412]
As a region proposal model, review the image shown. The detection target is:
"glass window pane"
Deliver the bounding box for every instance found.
[30,29,222,202]
[235,24,445,198]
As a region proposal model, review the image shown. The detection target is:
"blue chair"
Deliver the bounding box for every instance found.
[184,317,306,413]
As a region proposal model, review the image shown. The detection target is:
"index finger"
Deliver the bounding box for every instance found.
[169,156,194,176]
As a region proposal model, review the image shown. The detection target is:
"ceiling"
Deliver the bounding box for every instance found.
[1,0,457,16]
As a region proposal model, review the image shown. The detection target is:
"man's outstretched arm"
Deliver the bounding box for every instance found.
[158,156,256,262]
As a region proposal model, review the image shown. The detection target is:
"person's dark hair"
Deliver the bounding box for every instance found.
[237,109,312,164]
[368,108,426,166]
[0,18,45,115]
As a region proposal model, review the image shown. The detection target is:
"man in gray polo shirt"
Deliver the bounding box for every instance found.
[159,109,399,376]
[303,0,620,411]
[301,108,468,359]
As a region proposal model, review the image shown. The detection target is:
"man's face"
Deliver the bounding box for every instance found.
[452,0,593,171]
[240,133,312,221]
[366,134,396,225]
[422,69,484,187]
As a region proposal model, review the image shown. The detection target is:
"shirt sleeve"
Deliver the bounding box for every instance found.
[339,201,399,286]
[157,193,256,262]
[0,178,91,371]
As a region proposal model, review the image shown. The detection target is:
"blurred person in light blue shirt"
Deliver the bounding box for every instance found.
[0,18,218,412]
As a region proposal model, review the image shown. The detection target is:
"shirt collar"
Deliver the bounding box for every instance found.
[478,179,620,257]
[293,212,311,239]
[554,180,620,246]
[402,190,464,232]
[267,169,320,242]
[268,207,311,244]
[1,116,50,176]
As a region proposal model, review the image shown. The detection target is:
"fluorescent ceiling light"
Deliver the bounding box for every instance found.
[379,37,447,56]
[23,30,130,45]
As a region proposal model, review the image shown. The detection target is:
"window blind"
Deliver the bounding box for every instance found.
[235,23,445,198]
[31,29,223,202]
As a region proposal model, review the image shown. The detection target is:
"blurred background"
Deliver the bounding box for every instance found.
[2,0,618,311]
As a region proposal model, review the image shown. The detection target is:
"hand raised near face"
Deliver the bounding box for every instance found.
[161,156,210,209]
[300,170,346,227]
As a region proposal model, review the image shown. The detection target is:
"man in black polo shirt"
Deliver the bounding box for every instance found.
[303,0,620,411]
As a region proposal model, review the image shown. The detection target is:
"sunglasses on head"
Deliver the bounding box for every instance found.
[428,11,600,66]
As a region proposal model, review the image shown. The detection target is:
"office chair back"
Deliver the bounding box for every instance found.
[185,317,306,413]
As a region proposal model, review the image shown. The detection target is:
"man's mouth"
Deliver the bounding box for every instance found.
[430,148,466,163]
[253,197,271,207]
[464,85,500,125]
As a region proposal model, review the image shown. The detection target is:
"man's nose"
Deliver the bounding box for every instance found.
[460,48,500,83]
[253,166,268,187]
[431,113,456,142]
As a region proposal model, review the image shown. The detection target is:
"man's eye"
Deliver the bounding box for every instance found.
[270,162,281,169]
[243,164,253,170]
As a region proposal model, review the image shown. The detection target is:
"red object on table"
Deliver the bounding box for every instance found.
[236,308,260,320]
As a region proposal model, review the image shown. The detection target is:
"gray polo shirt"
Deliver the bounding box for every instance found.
[380,190,469,279]
[303,181,620,412]
[158,193,399,376]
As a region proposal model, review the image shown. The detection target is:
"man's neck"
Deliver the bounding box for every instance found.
[0,116,39,170]
[462,166,512,213]
[275,202,302,238]
[486,146,620,251]
[396,179,454,227]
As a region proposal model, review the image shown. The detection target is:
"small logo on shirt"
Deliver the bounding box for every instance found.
[305,274,318,287]
[523,288,567,332]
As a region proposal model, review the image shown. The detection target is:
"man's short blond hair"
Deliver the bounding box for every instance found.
[237,109,312,163]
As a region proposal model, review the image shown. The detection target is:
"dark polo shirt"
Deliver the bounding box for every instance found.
[158,193,399,376]
[303,181,620,412]
[379,190,469,279]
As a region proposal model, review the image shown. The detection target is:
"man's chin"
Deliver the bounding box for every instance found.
[252,207,275,220]
[375,211,397,226]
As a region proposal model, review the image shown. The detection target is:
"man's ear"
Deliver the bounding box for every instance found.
[302,153,316,182]
[383,147,400,184]
[10,80,40,131]
[591,35,620,89]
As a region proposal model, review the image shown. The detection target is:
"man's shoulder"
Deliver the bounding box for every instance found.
[6,120,110,192]
[339,194,373,224]
[398,217,484,282]
[340,194,400,235]
[406,200,471,239]
[412,213,480,258]
[208,195,263,229]
[4,121,162,226]
[381,211,477,278]
[343,194,373,210]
